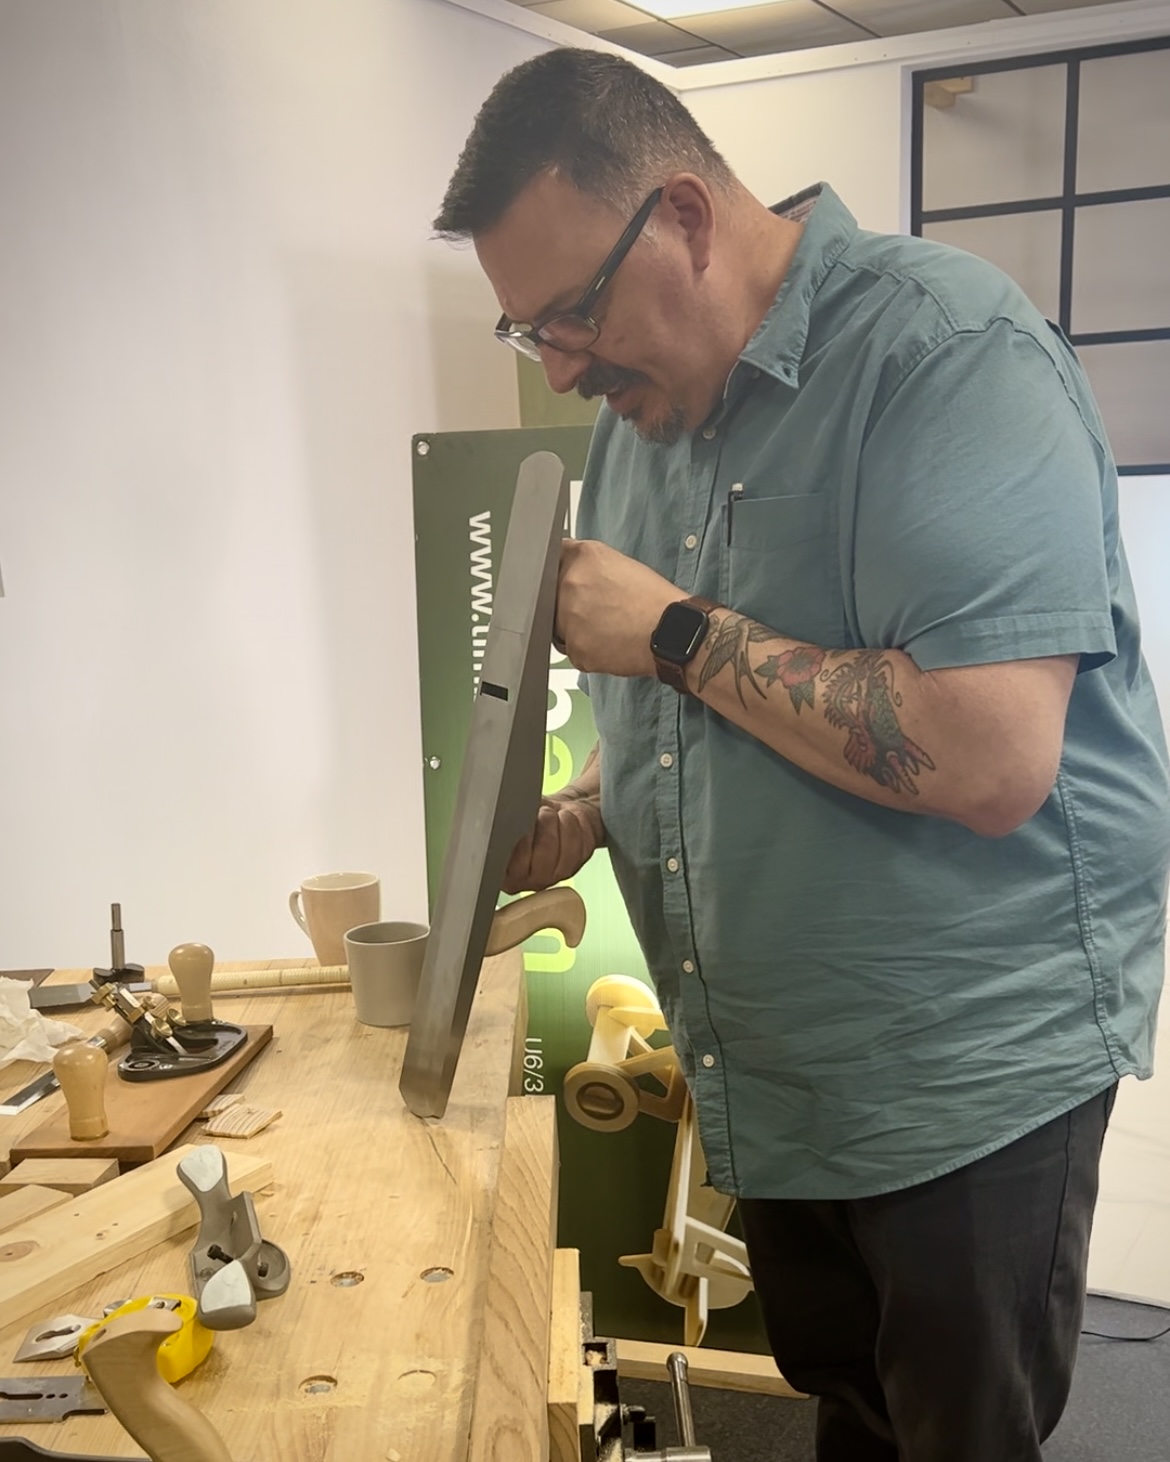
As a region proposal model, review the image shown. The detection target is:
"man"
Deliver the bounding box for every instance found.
[435,47,1170,1462]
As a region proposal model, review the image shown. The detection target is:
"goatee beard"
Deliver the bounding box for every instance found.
[577,367,686,447]
[635,406,687,447]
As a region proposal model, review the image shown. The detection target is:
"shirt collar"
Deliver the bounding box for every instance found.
[739,182,858,389]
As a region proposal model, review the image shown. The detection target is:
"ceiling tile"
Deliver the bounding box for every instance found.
[597,19,711,52]
[681,2,873,50]
[658,43,745,64]
[1013,0,1136,11]
[832,0,1017,36]
[527,0,652,30]
[502,0,1146,60]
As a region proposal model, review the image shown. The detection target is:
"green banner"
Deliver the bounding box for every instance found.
[414,427,767,1351]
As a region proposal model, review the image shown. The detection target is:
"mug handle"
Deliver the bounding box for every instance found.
[289,890,309,934]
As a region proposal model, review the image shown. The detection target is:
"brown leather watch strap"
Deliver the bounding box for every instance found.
[653,595,719,695]
[656,657,690,694]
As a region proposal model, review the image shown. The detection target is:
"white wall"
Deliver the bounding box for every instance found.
[688,26,1170,1306]
[688,62,909,231]
[1095,478,1170,1304]
[0,0,545,968]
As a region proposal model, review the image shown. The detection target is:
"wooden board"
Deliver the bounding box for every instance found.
[0,1157,118,1196]
[0,1183,71,1232]
[615,1338,808,1398]
[548,1248,585,1462]
[0,1143,273,1334]
[468,1094,559,1462]
[9,1026,273,1166]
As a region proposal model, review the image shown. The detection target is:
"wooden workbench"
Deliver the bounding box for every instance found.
[0,954,568,1460]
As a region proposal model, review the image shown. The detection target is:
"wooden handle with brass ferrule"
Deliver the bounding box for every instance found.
[91,1014,133,1052]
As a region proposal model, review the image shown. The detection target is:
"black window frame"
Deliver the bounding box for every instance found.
[911,35,1170,476]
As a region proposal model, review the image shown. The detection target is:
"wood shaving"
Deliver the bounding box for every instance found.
[199,1092,244,1120]
[203,1103,282,1139]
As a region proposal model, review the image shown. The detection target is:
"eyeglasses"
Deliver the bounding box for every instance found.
[494,187,664,362]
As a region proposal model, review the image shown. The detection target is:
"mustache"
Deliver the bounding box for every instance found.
[577,364,650,401]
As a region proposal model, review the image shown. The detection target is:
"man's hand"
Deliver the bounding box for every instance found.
[502,794,604,894]
[556,538,685,676]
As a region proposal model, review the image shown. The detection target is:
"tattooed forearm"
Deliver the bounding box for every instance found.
[696,612,774,704]
[694,613,936,796]
[818,650,936,795]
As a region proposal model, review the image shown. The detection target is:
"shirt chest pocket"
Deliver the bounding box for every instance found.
[719,493,849,649]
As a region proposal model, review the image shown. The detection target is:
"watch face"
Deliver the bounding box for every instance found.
[651,601,710,665]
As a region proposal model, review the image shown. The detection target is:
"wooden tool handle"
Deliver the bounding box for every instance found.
[167,944,216,1022]
[54,1040,109,1140]
[92,1015,132,1052]
[154,964,349,996]
[485,886,587,956]
[81,1309,233,1462]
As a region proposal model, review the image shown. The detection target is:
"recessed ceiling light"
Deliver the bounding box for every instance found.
[634,0,787,17]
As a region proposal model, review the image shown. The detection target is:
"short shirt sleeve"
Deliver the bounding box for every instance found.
[855,320,1117,674]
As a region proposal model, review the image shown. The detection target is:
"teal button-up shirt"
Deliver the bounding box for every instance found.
[576,182,1170,1200]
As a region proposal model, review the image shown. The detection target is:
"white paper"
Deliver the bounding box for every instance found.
[0,977,84,1068]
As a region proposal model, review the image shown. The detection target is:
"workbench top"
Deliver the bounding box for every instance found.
[0,955,561,1460]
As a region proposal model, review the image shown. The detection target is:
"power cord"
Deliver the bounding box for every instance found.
[1081,1295,1170,1343]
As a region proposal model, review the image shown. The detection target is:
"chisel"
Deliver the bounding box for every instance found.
[25,981,150,1011]
[0,1017,130,1116]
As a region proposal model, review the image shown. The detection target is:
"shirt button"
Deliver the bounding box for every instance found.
[666,856,680,873]
[701,1053,716,1069]
[684,533,698,550]
[702,426,717,441]
[659,752,674,769]
[682,959,695,974]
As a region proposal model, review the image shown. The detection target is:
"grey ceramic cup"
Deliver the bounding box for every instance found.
[344,920,428,1027]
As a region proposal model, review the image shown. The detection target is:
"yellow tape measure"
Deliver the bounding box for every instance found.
[77,1294,213,1383]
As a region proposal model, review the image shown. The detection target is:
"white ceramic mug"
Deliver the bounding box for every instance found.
[289,872,380,967]
[344,921,429,1027]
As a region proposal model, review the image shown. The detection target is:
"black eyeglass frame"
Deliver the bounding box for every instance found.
[494,187,664,361]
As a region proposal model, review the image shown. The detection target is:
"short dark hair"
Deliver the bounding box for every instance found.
[434,48,735,239]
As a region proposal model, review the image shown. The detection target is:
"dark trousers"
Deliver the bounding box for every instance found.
[737,1086,1117,1462]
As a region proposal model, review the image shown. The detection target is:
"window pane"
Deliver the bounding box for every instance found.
[1072,198,1170,334]
[922,64,1066,212]
[1077,47,1170,194]
[923,209,1062,321]
[1118,478,1170,740]
[1077,340,1170,468]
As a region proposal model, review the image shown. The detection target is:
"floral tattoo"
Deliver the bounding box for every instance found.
[695,613,935,795]
[756,646,825,711]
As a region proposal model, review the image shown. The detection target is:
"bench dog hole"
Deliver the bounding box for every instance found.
[421,1266,453,1283]
[299,1375,338,1395]
[397,1368,436,1392]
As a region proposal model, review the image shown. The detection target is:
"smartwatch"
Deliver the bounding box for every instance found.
[650,596,717,694]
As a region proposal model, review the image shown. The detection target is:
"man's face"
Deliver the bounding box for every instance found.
[475,171,710,446]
